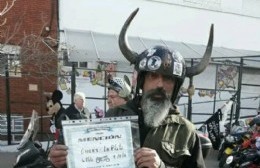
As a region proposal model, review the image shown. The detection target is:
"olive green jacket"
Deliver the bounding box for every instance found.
[106,100,205,168]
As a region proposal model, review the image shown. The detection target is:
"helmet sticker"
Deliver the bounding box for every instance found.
[174,51,183,62]
[147,56,162,70]
[147,48,157,57]
[139,58,147,69]
[173,62,183,76]
[163,55,172,69]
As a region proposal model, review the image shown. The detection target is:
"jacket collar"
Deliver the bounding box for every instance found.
[162,106,186,125]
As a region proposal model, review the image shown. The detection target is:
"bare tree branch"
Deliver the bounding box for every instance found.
[0,18,7,27]
[0,0,16,16]
[1,20,59,82]
[0,0,17,27]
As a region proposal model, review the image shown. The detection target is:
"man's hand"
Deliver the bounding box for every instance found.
[135,147,162,168]
[49,144,68,168]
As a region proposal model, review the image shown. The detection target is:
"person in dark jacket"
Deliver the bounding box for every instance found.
[48,8,213,168]
[65,92,91,119]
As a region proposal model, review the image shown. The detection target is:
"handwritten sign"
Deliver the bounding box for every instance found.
[62,119,136,168]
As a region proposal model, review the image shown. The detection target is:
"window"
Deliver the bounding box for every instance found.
[63,50,72,67]
[0,52,8,75]
[61,49,88,68]
[0,45,21,77]
[0,53,21,77]
[79,62,88,68]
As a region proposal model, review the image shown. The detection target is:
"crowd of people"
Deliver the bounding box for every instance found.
[46,8,215,168]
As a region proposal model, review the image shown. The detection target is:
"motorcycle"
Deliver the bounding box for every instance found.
[224,147,260,168]
[223,137,260,168]
[218,132,251,167]
[13,110,52,168]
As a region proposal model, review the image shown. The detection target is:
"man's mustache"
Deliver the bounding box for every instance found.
[143,88,168,101]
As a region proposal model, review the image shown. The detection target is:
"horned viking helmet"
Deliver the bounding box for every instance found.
[118,8,214,103]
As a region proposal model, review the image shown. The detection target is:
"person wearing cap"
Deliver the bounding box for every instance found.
[107,76,132,109]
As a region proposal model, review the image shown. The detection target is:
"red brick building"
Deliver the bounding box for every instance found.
[0,0,59,136]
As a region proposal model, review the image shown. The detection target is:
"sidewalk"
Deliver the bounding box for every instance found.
[205,149,219,168]
[0,151,18,168]
[0,141,25,167]
[0,141,20,153]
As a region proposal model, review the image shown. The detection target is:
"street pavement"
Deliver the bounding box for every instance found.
[205,149,219,168]
[0,152,18,168]
[0,149,219,168]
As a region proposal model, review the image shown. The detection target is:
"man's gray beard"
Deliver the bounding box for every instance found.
[141,96,172,128]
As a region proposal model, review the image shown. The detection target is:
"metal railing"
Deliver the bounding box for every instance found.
[0,114,51,142]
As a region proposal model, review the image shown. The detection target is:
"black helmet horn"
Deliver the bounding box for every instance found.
[186,25,214,78]
[119,8,139,65]
[119,8,214,77]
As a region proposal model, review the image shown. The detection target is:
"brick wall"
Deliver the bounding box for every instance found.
[0,0,59,136]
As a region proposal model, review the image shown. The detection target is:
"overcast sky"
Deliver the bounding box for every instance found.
[59,0,260,51]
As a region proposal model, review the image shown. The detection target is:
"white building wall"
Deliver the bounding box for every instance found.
[59,0,260,51]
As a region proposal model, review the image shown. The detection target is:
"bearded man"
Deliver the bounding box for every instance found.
[105,8,214,167]
[106,70,205,168]
[48,8,213,168]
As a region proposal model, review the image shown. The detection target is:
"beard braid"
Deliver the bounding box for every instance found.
[141,88,172,128]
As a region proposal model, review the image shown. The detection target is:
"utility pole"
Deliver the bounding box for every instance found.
[235,58,243,122]
[187,59,194,121]
[71,62,76,103]
[5,64,12,145]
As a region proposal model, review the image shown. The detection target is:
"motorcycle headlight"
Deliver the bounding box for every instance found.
[226,135,235,143]
[226,155,233,164]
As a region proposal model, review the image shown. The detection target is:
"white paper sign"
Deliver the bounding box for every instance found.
[62,119,136,168]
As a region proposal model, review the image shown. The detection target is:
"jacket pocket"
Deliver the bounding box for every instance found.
[161,141,191,158]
